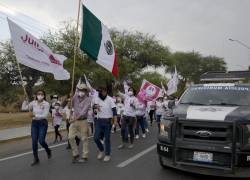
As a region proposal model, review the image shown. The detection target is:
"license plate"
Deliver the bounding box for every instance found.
[193,151,213,163]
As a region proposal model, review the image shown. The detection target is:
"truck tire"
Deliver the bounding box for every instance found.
[159,156,169,169]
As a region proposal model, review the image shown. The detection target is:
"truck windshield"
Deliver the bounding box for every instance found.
[179,85,250,106]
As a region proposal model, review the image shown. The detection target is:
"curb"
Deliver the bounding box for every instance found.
[0,128,67,144]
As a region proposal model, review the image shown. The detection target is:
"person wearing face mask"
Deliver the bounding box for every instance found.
[156,96,165,133]
[118,87,137,149]
[69,83,92,163]
[29,90,52,166]
[93,86,117,162]
[114,96,124,131]
[52,102,63,143]
[50,95,59,114]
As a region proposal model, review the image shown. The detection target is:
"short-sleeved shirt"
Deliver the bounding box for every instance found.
[116,103,125,116]
[136,102,146,116]
[52,109,63,126]
[29,100,50,120]
[72,95,92,120]
[123,95,137,117]
[93,96,116,119]
[156,101,165,115]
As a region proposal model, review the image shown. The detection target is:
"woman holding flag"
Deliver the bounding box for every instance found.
[29,90,52,166]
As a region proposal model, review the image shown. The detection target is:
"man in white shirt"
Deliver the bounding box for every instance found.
[93,86,117,162]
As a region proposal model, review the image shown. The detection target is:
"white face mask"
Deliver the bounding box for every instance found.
[37,95,44,101]
[78,91,85,97]
[128,91,133,96]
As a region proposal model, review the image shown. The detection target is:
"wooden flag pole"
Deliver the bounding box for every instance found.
[16,61,29,101]
[69,0,81,122]
[70,0,81,97]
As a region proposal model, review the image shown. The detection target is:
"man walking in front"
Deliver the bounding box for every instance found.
[93,86,117,162]
[69,83,92,163]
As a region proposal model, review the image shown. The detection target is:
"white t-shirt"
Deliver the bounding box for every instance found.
[29,100,50,120]
[93,96,116,119]
[63,106,71,120]
[147,101,156,111]
[156,101,165,115]
[116,103,125,116]
[52,109,63,126]
[136,102,146,116]
[123,95,137,117]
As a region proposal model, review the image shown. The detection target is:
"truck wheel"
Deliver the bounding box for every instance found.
[159,156,168,169]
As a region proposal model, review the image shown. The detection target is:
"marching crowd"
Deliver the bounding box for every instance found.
[27,82,175,166]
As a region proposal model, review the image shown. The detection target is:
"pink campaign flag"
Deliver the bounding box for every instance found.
[137,79,162,103]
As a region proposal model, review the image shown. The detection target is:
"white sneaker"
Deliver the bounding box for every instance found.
[100,140,104,145]
[97,151,104,160]
[103,156,111,162]
[135,135,139,139]
[142,134,146,138]
[145,129,149,133]
[128,134,131,138]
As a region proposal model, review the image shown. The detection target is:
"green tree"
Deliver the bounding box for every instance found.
[0,41,43,100]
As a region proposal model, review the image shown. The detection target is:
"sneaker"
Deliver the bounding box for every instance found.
[142,134,146,138]
[145,129,149,133]
[111,130,115,133]
[100,140,104,145]
[78,157,88,163]
[103,156,111,162]
[128,134,131,138]
[97,151,104,160]
[31,159,40,166]
[128,144,134,149]
[72,155,80,163]
[47,149,52,159]
[135,135,139,139]
[118,144,125,149]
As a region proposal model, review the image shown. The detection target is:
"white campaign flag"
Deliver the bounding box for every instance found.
[167,66,179,96]
[7,18,70,80]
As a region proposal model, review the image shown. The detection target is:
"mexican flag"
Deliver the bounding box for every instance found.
[79,4,118,78]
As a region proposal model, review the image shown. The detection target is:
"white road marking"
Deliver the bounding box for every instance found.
[117,144,157,168]
[0,136,92,163]
[0,128,121,163]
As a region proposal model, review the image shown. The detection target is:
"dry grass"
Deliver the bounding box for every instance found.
[0,112,31,130]
[0,112,52,130]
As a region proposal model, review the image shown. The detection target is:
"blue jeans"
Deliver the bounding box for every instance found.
[31,120,50,160]
[94,119,112,155]
[156,114,162,133]
[135,115,146,135]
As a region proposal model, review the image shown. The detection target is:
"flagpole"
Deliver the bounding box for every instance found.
[70,0,81,97]
[69,0,81,122]
[16,61,29,101]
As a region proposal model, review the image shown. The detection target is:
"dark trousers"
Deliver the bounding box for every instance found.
[121,116,136,144]
[135,115,146,135]
[54,125,62,141]
[31,120,50,160]
[94,119,112,155]
[156,114,162,133]
[149,110,155,125]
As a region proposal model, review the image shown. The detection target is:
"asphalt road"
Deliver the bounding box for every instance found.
[0,124,230,180]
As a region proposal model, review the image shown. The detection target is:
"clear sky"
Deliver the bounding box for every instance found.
[0,0,250,71]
